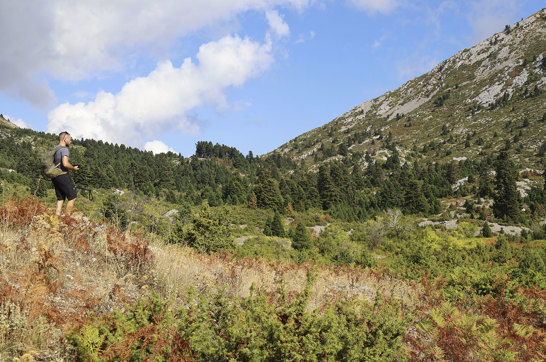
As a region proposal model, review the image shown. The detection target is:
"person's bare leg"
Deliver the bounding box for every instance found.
[65,198,76,216]
[56,200,64,216]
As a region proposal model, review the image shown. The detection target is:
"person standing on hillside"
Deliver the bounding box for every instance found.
[52,131,79,216]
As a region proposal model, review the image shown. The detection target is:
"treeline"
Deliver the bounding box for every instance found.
[0,126,544,222]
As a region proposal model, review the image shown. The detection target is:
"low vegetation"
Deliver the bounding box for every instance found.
[0,198,544,360]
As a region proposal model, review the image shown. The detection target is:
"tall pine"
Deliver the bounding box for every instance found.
[493,151,521,220]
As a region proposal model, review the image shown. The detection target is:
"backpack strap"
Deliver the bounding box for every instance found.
[53,145,66,168]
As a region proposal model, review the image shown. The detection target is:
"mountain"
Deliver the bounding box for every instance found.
[271,9,546,170]
[0,114,19,129]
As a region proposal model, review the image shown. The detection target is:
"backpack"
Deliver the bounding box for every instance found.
[41,145,67,179]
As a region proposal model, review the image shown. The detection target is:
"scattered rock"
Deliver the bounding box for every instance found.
[309,224,329,237]
[234,235,253,246]
[163,209,179,222]
[418,220,459,230]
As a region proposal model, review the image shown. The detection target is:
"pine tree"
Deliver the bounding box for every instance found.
[270,212,285,237]
[404,179,429,214]
[263,216,273,236]
[482,222,492,237]
[379,179,403,209]
[493,152,521,220]
[292,222,312,250]
[447,161,459,184]
[157,162,175,190]
[318,165,338,210]
[255,176,284,212]
[477,168,494,198]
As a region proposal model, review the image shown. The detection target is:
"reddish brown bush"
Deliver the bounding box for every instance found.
[0,197,47,229]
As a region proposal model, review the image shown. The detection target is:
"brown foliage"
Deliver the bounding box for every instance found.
[477,289,546,360]
[0,197,156,358]
[101,322,193,361]
[0,197,47,229]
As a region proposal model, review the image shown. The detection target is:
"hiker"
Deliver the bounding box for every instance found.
[52,131,79,216]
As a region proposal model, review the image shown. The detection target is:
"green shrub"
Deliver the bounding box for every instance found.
[67,293,189,361]
[169,203,233,254]
[69,279,412,361]
[101,194,128,229]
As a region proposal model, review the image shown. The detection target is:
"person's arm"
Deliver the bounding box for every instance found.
[62,155,79,171]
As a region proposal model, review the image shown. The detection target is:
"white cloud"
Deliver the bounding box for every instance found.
[0,0,312,107]
[266,10,290,38]
[233,100,253,112]
[47,35,273,147]
[4,114,31,129]
[347,0,400,14]
[144,140,175,154]
[295,30,315,44]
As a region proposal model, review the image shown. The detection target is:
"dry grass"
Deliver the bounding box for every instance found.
[0,197,416,360]
[152,243,415,311]
[0,198,152,360]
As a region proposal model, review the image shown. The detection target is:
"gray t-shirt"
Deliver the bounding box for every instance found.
[53,147,69,172]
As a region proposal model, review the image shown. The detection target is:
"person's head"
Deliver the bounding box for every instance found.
[59,131,72,146]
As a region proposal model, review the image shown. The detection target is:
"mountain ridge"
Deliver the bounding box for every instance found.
[271,8,546,171]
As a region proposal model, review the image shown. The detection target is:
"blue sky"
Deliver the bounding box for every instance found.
[0,1,543,156]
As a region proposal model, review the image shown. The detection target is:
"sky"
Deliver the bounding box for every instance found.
[0,0,544,157]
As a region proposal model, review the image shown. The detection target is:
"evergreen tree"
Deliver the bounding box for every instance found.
[255,175,284,212]
[270,212,286,237]
[317,165,338,210]
[133,164,153,193]
[477,168,494,198]
[379,179,403,209]
[292,222,312,251]
[202,185,222,207]
[493,152,521,220]
[404,179,429,214]
[263,216,273,236]
[223,178,245,204]
[157,162,175,190]
[447,161,459,184]
[482,222,492,237]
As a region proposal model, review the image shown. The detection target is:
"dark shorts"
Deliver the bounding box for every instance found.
[52,174,77,201]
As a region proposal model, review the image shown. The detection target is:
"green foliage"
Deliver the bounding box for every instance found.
[234,236,293,261]
[69,280,412,361]
[264,212,285,237]
[292,222,312,251]
[170,203,233,254]
[101,194,128,229]
[67,293,189,361]
[513,246,546,288]
[482,221,492,237]
[255,175,284,212]
[493,151,522,220]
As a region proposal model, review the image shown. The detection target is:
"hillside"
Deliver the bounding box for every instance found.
[0,115,18,129]
[1,196,545,360]
[272,9,546,170]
